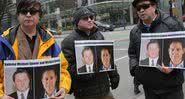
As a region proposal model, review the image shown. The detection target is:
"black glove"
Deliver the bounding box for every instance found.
[108,65,120,90]
[129,58,138,76]
[110,73,120,89]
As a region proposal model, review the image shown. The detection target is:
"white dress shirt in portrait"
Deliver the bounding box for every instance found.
[149,57,159,66]
[44,88,57,98]
[169,61,184,69]
[17,88,29,99]
[86,63,94,73]
[102,65,111,71]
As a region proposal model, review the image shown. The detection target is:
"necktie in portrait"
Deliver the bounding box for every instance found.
[89,66,91,72]
[151,60,154,66]
[21,93,25,99]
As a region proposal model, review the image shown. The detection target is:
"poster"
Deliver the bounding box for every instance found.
[4,57,60,99]
[75,40,115,75]
[139,31,185,69]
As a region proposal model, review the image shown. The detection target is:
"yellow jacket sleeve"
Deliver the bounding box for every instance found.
[0,61,4,97]
[59,52,71,93]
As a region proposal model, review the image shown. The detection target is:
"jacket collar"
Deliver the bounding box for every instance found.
[2,25,55,59]
[3,25,53,44]
[75,26,98,37]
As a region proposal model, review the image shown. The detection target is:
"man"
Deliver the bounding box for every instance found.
[140,40,160,66]
[100,48,113,71]
[41,68,58,98]
[9,69,32,99]
[0,0,71,98]
[61,6,120,99]
[78,47,95,74]
[128,0,184,99]
[168,40,185,68]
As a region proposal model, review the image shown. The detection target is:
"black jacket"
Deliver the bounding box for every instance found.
[128,10,184,92]
[61,28,120,97]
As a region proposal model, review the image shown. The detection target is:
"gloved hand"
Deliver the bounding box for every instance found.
[110,73,120,89]
[108,65,120,90]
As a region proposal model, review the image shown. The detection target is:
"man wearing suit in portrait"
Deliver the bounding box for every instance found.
[78,47,95,74]
[40,68,59,99]
[99,48,114,72]
[9,69,32,99]
[168,39,185,69]
[140,40,161,67]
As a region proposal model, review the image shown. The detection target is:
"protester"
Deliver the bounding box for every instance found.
[0,0,71,98]
[128,0,184,98]
[61,6,120,99]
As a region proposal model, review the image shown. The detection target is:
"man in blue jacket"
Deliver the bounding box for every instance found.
[0,0,71,98]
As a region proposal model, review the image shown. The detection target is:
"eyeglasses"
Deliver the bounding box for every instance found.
[81,15,95,21]
[19,8,41,15]
[136,3,151,11]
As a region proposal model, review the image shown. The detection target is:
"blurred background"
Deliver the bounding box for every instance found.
[0,0,185,34]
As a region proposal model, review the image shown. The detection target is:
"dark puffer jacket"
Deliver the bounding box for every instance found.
[61,28,120,97]
[128,10,184,92]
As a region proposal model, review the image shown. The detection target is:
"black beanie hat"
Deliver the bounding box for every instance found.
[132,0,157,7]
[72,6,95,25]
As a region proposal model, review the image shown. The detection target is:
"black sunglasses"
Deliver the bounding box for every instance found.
[136,3,151,11]
[81,15,95,21]
[19,8,41,15]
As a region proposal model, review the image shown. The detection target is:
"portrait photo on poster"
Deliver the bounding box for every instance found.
[4,57,61,99]
[98,46,115,72]
[5,68,33,99]
[139,39,162,67]
[35,64,60,99]
[139,31,185,69]
[75,40,115,75]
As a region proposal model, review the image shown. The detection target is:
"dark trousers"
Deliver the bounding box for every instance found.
[75,92,114,99]
[143,87,184,99]
[133,77,141,87]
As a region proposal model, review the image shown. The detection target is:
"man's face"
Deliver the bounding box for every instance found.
[169,42,185,65]
[101,49,111,68]
[83,49,94,65]
[14,73,30,92]
[77,15,95,31]
[136,1,156,22]
[42,70,57,96]
[17,5,40,28]
[147,43,159,59]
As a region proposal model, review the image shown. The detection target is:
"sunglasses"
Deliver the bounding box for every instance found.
[19,8,41,15]
[81,15,95,21]
[136,3,151,11]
